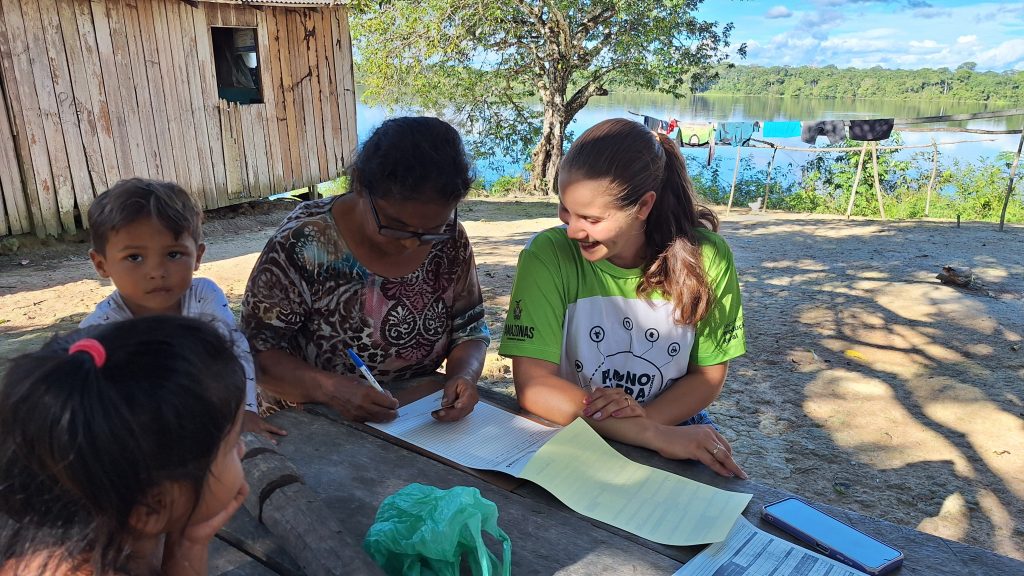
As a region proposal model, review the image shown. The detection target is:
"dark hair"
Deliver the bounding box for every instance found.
[349,116,475,205]
[0,316,244,575]
[87,178,203,255]
[559,118,720,325]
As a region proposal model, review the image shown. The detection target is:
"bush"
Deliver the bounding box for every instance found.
[487,175,529,197]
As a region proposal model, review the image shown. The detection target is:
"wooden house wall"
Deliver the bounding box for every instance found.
[0,0,357,237]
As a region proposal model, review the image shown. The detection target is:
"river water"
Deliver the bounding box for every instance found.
[356,93,1022,187]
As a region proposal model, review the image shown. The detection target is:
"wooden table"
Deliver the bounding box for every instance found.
[211,384,1024,575]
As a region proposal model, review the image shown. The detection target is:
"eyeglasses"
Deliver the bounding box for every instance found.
[366,192,457,244]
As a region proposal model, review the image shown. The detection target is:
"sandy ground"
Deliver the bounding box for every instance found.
[1,198,1021,560]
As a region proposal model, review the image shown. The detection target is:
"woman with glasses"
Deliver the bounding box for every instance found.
[241,117,489,423]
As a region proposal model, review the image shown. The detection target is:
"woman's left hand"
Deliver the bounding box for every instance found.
[583,387,646,420]
[432,375,479,421]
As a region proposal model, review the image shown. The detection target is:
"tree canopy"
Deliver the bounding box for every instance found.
[352,1,741,193]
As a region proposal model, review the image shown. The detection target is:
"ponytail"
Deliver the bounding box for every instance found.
[640,133,718,325]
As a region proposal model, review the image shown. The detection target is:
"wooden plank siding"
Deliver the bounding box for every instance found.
[0,13,33,235]
[0,0,356,238]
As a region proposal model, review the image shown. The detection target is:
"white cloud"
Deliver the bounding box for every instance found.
[973,39,1024,68]
[820,37,896,53]
[765,5,793,19]
[957,35,977,44]
[912,8,952,19]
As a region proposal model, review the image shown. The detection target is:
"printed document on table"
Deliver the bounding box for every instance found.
[368,390,559,476]
[519,419,751,546]
[673,516,864,576]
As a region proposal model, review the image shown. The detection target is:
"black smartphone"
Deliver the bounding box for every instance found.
[762,497,904,575]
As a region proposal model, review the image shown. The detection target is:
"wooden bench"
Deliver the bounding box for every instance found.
[210,383,1024,575]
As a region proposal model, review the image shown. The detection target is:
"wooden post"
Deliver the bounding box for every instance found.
[726,146,741,214]
[846,142,868,219]
[870,142,886,220]
[926,139,938,217]
[240,433,383,575]
[762,146,778,211]
[998,125,1024,231]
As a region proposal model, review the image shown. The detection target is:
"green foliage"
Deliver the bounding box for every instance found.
[319,176,350,197]
[486,175,529,197]
[352,1,738,187]
[704,64,1024,103]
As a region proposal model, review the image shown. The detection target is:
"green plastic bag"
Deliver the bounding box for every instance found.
[364,483,512,576]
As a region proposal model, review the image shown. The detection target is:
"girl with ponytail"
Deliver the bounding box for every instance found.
[499,118,747,478]
[0,316,248,575]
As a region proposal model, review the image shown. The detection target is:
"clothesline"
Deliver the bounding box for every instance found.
[746,137,998,153]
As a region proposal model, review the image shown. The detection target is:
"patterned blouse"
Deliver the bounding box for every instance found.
[241,197,490,386]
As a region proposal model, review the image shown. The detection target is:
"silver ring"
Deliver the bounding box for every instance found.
[711,444,721,456]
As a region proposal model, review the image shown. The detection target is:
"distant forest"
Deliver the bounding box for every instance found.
[702,63,1024,103]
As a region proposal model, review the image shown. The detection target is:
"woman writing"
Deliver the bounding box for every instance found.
[242,117,489,423]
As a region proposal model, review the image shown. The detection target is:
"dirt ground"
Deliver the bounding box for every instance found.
[1,198,1021,560]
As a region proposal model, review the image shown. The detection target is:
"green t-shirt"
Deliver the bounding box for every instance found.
[498,227,745,404]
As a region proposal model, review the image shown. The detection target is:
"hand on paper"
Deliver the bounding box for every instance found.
[325,375,399,423]
[655,425,748,479]
[583,387,646,420]
[241,410,287,444]
[432,375,479,422]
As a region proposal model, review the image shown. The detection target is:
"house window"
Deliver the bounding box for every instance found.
[211,27,262,104]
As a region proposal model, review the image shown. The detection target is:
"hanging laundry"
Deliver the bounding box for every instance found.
[762,121,801,138]
[643,115,666,131]
[677,123,715,146]
[716,122,761,147]
[707,130,716,166]
[800,120,846,145]
[849,119,894,141]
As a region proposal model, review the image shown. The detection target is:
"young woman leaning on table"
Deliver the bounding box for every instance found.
[499,118,748,478]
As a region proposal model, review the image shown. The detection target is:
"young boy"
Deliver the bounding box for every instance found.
[80,178,285,440]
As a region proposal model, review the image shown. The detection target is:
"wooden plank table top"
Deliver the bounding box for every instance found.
[212,382,1024,575]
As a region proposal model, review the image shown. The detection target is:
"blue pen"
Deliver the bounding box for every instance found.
[346,348,386,394]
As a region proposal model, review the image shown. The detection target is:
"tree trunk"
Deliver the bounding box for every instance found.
[529,102,567,196]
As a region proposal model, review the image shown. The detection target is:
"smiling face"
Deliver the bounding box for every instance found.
[89,217,205,317]
[557,176,656,269]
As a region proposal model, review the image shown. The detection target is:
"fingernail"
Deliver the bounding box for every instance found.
[582,408,592,416]
[593,411,603,420]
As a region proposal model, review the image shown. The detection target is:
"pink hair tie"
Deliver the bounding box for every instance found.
[68,338,107,368]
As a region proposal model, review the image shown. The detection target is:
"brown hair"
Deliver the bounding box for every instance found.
[87,178,203,254]
[559,118,719,325]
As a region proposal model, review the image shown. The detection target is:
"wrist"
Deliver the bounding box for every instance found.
[637,420,666,452]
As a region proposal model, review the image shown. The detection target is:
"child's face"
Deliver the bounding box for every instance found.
[191,407,247,527]
[89,218,205,316]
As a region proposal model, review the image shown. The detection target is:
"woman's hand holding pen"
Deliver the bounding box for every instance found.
[583,387,646,420]
[322,374,398,423]
[432,375,479,422]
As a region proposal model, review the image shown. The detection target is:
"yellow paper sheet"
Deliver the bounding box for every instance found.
[520,418,751,546]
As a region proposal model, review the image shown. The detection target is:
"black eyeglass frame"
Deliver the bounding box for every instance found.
[366,192,458,243]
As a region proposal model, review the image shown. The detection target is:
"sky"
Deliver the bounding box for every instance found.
[698,0,1024,71]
